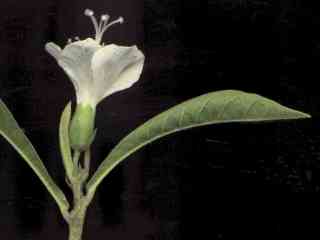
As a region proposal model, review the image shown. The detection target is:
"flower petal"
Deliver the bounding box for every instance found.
[59,38,101,85]
[57,38,101,105]
[91,44,145,104]
[45,42,62,60]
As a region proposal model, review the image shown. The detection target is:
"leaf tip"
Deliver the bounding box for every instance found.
[301,112,311,119]
[289,107,311,119]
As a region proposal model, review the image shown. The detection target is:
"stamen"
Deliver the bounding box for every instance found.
[84,9,124,44]
[75,36,80,40]
[98,14,109,35]
[99,17,124,36]
[68,38,72,44]
[84,8,99,39]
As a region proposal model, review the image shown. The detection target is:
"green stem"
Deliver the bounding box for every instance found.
[73,150,81,167]
[63,149,94,240]
[68,209,86,240]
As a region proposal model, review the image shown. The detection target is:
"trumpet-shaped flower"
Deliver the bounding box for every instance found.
[45,9,145,150]
[45,9,145,108]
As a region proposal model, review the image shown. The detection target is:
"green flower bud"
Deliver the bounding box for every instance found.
[69,104,96,151]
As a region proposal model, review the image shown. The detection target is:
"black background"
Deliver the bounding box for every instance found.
[0,0,319,239]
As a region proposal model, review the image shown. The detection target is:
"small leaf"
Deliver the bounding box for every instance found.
[87,90,310,193]
[59,102,74,180]
[0,99,69,211]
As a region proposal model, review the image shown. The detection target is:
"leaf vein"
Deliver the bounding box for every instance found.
[217,95,241,119]
[179,107,186,127]
[197,97,213,122]
[243,98,261,117]
[161,113,170,133]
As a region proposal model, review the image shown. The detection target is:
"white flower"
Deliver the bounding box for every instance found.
[45,9,145,150]
[45,9,145,108]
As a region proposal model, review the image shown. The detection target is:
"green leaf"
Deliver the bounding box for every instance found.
[87,90,311,193]
[0,99,69,212]
[59,102,74,180]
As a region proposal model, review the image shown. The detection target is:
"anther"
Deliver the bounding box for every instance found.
[118,17,124,24]
[101,14,110,22]
[84,9,94,16]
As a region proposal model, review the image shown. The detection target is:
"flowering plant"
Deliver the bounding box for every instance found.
[46,9,144,151]
[0,8,310,240]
